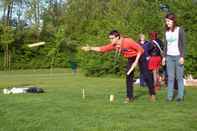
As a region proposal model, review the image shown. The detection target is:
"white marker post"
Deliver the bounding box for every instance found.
[109,94,114,103]
[82,88,85,99]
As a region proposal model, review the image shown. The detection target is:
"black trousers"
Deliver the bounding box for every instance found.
[139,57,155,96]
[126,57,136,99]
[126,57,155,100]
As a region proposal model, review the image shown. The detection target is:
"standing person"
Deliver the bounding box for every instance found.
[162,13,186,102]
[148,32,163,91]
[68,60,78,75]
[138,34,156,101]
[81,30,144,103]
[138,34,147,87]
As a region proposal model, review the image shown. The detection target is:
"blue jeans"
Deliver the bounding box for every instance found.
[166,55,184,100]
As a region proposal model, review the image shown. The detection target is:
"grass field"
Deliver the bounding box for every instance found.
[0,69,197,131]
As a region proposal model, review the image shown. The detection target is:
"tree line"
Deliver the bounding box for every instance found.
[0,0,196,77]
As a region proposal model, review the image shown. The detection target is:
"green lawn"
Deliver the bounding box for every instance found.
[0,69,196,131]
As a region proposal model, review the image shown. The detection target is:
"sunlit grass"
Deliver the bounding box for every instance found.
[0,69,196,131]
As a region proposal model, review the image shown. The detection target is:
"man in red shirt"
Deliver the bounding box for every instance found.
[81,30,146,103]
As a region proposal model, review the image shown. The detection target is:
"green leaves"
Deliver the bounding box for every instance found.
[0,26,14,47]
[0,0,196,77]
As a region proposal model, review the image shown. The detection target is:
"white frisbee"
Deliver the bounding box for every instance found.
[27,42,45,47]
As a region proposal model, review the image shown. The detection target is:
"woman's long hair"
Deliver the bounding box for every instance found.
[165,13,177,32]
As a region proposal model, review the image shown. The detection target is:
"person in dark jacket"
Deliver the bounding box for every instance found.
[138,34,156,101]
[148,32,163,91]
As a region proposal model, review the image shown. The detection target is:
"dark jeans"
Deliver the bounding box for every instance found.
[139,57,155,96]
[140,73,146,87]
[126,57,136,100]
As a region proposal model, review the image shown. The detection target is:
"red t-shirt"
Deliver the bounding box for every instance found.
[99,37,144,58]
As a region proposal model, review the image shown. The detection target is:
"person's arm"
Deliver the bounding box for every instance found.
[81,43,114,52]
[81,45,101,52]
[179,27,186,65]
[126,39,144,75]
[126,52,142,75]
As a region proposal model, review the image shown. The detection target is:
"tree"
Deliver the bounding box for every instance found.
[0,25,14,70]
[0,0,14,70]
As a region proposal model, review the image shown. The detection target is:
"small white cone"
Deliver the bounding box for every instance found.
[82,88,85,99]
[109,94,114,103]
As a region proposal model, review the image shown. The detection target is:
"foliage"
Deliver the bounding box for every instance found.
[0,26,14,47]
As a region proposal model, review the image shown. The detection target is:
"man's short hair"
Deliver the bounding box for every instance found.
[108,30,120,38]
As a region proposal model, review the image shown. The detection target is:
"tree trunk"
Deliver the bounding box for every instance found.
[3,47,7,70]
[3,45,9,71]
[3,0,14,71]
[8,49,11,71]
[6,4,11,25]
[37,1,40,25]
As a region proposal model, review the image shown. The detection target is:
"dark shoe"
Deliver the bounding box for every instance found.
[176,98,184,102]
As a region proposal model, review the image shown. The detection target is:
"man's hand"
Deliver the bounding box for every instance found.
[81,45,91,52]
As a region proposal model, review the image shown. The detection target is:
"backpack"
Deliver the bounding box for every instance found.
[26,87,44,93]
